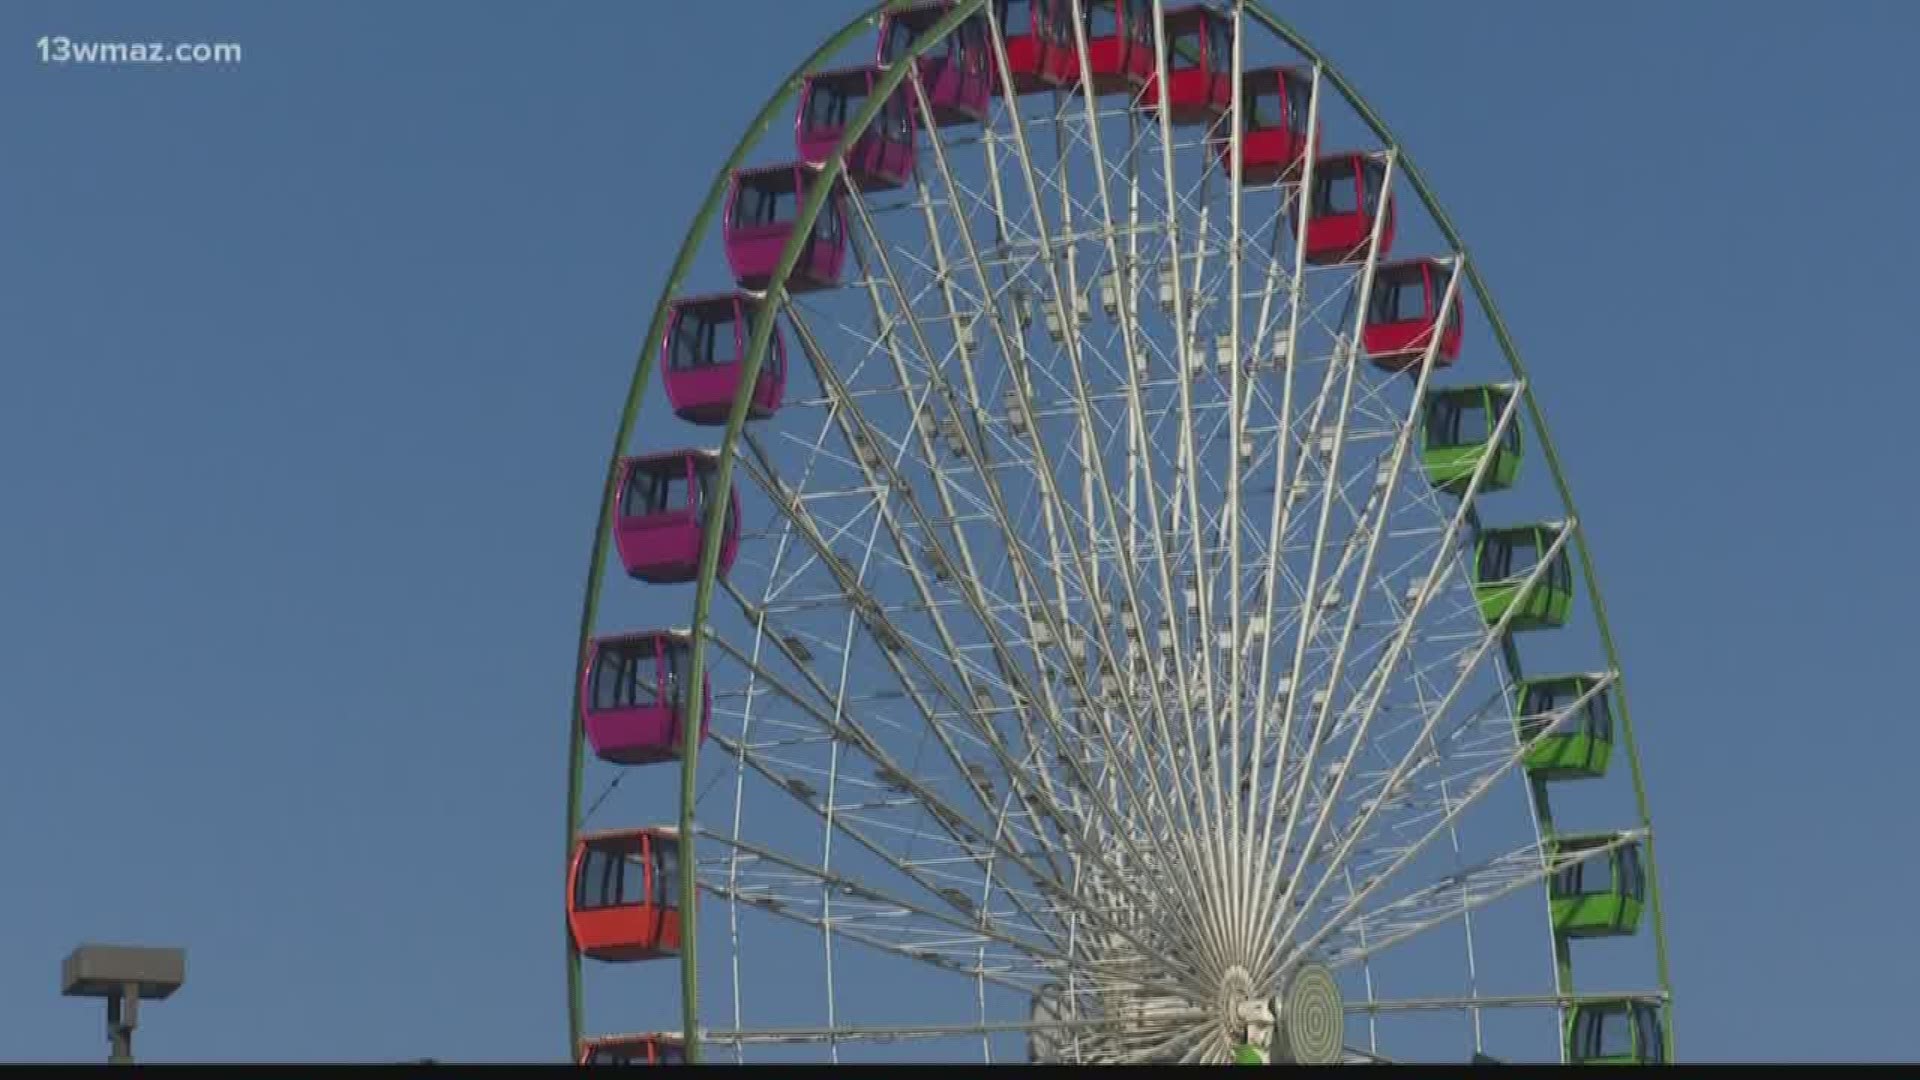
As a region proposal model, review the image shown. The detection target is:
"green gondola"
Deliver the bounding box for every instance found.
[1471,524,1573,630]
[1421,385,1521,494]
[1514,675,1613,780]
[1564,999,1666,1065]
[1549,833,1644,938]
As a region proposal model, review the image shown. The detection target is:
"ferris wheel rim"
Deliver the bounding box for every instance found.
[564,0,1673,1064]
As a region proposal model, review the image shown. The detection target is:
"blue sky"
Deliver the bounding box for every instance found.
[4,0,1917,1063]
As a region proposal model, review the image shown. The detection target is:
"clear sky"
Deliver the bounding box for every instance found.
[4,0,1917,1064]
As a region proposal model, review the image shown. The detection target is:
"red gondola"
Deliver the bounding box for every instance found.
[1363,258,1462,372]
[876,2,991,127]
[1298,152,1395,266]
[662,293,786,426]
[580,631,708,766]
[796,66,918,192]
[1217,66,1317,184]
[568,828,684,962]
[992,0,1076,95]
[1140,4,1234,126]
[614,451,740,585]
[723,164,847,294]
[1078,0,1154,95]
[579,1035,687,1066]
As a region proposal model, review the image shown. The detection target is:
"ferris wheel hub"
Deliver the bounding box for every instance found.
[1215,965,1272,1049]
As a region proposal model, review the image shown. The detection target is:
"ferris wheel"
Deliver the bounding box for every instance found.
[563,0,1673,1065]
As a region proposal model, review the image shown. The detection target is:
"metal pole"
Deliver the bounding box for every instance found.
[107,983,138,1064]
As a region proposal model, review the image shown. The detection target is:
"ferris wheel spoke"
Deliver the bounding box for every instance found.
[1277,407,1432,630]
[709,362,879,1048]
[971,39,1153,638]
[728,432,1063,984]
[830,171,1233,946]
[1303,830,1645,973]
[890,102,1119,716]
[1259,520,1577,975]
[1245,364,1515,943]
[1260,380,1533,960]
[1144,3,1230,888]
[1034,109,1139,706]
[1034,971,1224,1064]
[916,37,1243,956]
[1254,250,1460,948]
[699,830,1127,983]
[729,534,1198,972]
[695,870,1056,1000]
[1248,148,1400,955]
[705,631,1059,867]
[1245,384,1370,805]
[714,638,1087,920]
[976,27,1239,952]
[739,353,904,621]
[1113,113,1336,972]
[704,734,1072,960]
[1241,69,1320,896]
[719,566,953,741]
[700,1010,1205,1048]
[698,870,1193,1020]
[725,446,1099,899]
[771,306,1090,883]
[1215,0,1257,950]
[1305,673,1619,938]
[972,34,1177,716]
[1342,990,1666,1015]
[1128,1022,1214,1065]
[839,171,1098,658]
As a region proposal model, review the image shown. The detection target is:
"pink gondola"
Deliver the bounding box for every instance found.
[614,450,740,585]
[723,164,847,294]
[1363,259,1463,372]
[581,630,708,766]
[876,2,991,127]
[662,293,786,426]
[796,66,917,192]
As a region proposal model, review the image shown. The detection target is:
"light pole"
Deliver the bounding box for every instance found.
[60,944,185,1064]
